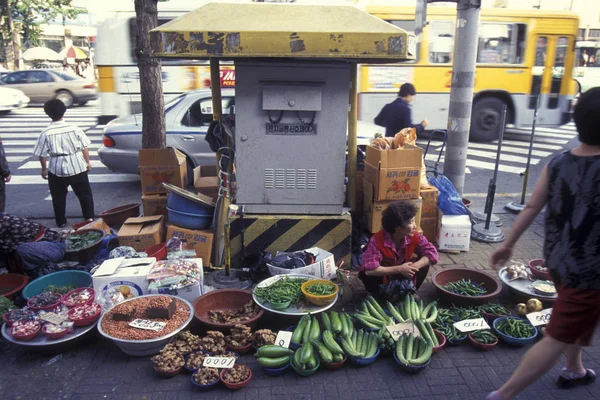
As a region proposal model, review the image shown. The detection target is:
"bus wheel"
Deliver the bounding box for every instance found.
[470,97,506,142]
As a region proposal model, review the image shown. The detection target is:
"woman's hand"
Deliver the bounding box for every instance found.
[490,246,513,270]
[396,262,420,279]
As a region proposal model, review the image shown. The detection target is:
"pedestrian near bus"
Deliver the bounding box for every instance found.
[33,99,95,228]
[374,83,429,138]
[487,87,600,400]
[0,138,11,212]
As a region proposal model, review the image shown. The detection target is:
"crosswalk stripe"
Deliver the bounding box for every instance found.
[493,140,563,151]
[18,160,105,169]
[467,143,553,158]
[10,174,140,185]
[0,133,102,139]
[505,129,576,140]
[7,156,29,162]
[502,135,569,145]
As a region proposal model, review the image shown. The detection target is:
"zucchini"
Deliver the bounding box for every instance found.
[312,340,334,363]
[421,302,434,319]
[355,314,382,329]
[415,320,431,343]
[330,311,343,334]
[341,312,350,338]
[359,301,368,314]
[291,316,307,345]
[300,342,314,365]
[357,330,365,354]
[343,313,355,334]
[257,355,290,368]
[409,339,433,366]
[403,297,411,321]
[364,300,381,320]
[309,316,320,341]
[292,346,303,369]
[257,345,294,358]
[412,336,420,360]
[367,332,378,357]
[387,301,405,323]
[341,338,363,358]
[322,330,344,354]
[321,312,332,332]
[302,317,312,345]
[425,306,438,323]
[333,353,344,363]
[405,295,413,320]
[358,311,385,323]
[351,330,358,348]
[306,356,317,370]
[425,322,439,347]
[417,299,424,319]
[405,333,414,361]
[395,334,408,364]
[367,296,388,320]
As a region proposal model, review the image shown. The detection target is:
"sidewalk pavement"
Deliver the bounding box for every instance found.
[1,206,598,400]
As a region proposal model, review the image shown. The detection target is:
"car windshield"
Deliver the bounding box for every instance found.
[55,72,79,81]
[165,93,186,112]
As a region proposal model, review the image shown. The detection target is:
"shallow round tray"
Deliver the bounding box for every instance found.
[97,294,194,356]
[498,268,557,300]
[1,320,97,347]
[252,274,338,316]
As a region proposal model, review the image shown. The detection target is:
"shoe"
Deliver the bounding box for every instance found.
[58,223,66,228]
[557,369,596,389]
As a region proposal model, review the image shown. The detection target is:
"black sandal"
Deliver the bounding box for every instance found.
[556,369,596,389]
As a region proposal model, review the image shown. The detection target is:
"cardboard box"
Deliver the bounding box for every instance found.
[266,247,337,279]
[142,194,168,218]
[364,144,422,201]
[148,258,204,303]
[78,218,112,235]
[166,225,214,266]
[92,257,155,299]
[437,214,471,252]
[118,215,165,252]
[139,148,187,195]
[420,217,438,244]
[193,165,219,201]
[420,186,439,220]
[364,179,422,233]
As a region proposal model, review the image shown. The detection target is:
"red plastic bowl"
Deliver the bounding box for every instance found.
[10,321,41,341]
[72,221,90,230]
[42,324,72,340]
[432,329,447,353]
[68,303,102,327]
[0,273,29,300]
[322,355,347,370]
[3,309,35,327]
[194,289,263,332]
[432,268,502,307]
[153,364,183,378]
[145,243,167,261]
[528,259,552,281]
[100,203,141,228]
[220,367,252,390]
[468,332,498,351]
[62,287,95,308]
[27,292,63,311]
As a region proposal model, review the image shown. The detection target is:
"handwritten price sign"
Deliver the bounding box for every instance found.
[275,331,293,348]
[40,312,68,325]
[386,322,420,341]
[129,319,167,332]
[202,356,236,369]
[526,308,552,327]
[454,318,490,333]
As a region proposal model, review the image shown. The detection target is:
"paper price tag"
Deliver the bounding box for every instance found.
[40,312,68,325]
[275,330,293,348]
[526,308,552,327]
[386,322,420,341]
[202,356,236,369]
[454,318,490,333]
[129,319,167,332]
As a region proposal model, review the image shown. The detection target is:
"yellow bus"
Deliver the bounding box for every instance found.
[359,6,579,141]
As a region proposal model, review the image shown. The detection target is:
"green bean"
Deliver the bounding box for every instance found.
[478,303,510,316]
[496,318,535,338]
[305,283,336,296]
[254,277,309,305]
[442,279,487,296]
[471,330,498,344]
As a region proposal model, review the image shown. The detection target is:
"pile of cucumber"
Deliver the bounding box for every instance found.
[340,329,380,359]
[313,332,345,363]
[292,343,319,371]
[256,345,295,369]
[395,333,433,366]
[389,294,438,323]
[291,315,321,346]
[319,311,354,338]
[354,296,394,329]
[414,319,440,347]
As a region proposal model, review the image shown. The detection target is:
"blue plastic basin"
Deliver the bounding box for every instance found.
[347,347,380,367]
[167,191,214,215]
[393,351,431,374]
[22,270,92,300]
[166,207,213,230]
[493,316,538,347]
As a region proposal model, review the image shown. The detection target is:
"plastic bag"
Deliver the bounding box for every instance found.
[427,175,468,215]
[378,279,416,303]
[166,237,196,260]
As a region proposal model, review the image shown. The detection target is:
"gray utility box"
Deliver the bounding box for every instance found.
[235,61,350,215]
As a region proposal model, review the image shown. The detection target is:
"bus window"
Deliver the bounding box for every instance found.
[386,20,419,62]
[548,37,569,109]
[477,23,526,64]
[530,36,547,109]
[428,20,454,64]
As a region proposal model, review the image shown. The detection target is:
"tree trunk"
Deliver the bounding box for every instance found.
[134,0,166,149]
[2,0,18,71]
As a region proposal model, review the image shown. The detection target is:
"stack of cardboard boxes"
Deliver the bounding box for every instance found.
[363,144,423,234]
[420,186,440,243]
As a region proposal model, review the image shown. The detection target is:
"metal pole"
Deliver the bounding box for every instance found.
[210,58,223,121]
[442,0,481,196]
[484,106,507,230]
[347,63,358,211]
[520,96,540,205]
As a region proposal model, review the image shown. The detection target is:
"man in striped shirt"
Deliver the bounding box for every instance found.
[33,100,94,228]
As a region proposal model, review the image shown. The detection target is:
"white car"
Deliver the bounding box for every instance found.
[0,87,30,114]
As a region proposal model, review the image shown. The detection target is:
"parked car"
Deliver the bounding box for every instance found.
[0,69,97,107]
[0,86,30,115]
[99,89,382,175]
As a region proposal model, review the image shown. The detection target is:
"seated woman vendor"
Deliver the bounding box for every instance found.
[360,201,438,300]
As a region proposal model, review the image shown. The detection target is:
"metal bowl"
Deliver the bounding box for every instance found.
[97,294,194,357]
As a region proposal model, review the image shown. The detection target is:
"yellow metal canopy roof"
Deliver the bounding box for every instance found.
[149,3,413,62]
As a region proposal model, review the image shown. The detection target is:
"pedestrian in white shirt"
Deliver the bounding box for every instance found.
[33,100,95,228]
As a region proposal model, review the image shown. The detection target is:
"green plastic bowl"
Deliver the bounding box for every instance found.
[291,359,320,377]
[270,300,292,310]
